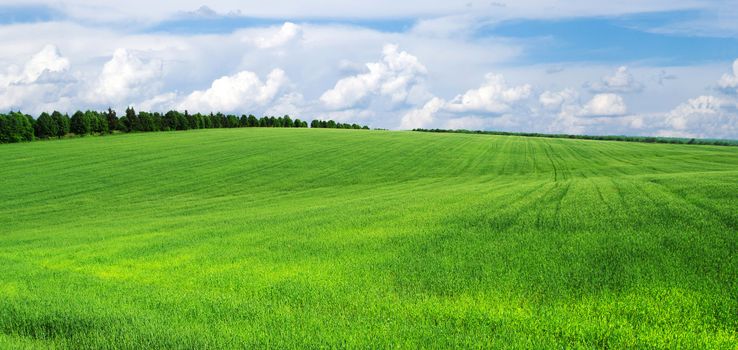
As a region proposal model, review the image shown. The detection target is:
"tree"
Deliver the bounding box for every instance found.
[139,111,158,132]
[117,116,129,132]
[105,108,118,132]
[283,115,294,128]
[35,112,58,139]
[186,110,198,129]
[51,111,70,138]
[71,110,91,136]
[217,113,227,128]
[0,112,35,142]
[125,107,140,132]
[247,115,258,127]
[90,111,109,134]
[160,111,174,131]
[201,113,212,129]
[175,111,189,130]
[0,114,7,143]
[227,114,239,128]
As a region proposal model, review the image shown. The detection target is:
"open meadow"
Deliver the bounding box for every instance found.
[1,128,737,348]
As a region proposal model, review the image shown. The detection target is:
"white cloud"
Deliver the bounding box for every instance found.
[249,22,303,49]
[579,93,628,117]
[586,66,643,93]
[136,92,178,112]
[718,59,738,94]
[399,97,443,129]
[18,44,70,84]
[87,48,162,105]
[444,74,532,114]
[264,92,305,117]
[0,45,74,113]
[659,95,738,139]
[539,88,578,110]
[542,91,629,134]
[0,44,70,87]
[320,44,427,110]
[179,69,288,113]
[444,116,488,130]
[398,73,532,129]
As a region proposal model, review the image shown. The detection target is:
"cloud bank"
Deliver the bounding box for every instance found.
[0,2,736,139]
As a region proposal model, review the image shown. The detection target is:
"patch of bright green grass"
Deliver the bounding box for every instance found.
[1,128,737,348]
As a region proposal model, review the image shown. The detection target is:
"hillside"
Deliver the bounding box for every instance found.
[1,128,737,348]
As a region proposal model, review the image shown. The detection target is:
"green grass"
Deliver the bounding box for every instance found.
[1,128,737,348]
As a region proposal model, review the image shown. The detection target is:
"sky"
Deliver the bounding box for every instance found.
[1,1,737,138]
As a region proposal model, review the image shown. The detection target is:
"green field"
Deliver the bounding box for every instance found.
[1,128,737,348]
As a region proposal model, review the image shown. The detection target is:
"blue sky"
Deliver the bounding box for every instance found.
[0,1,736,138]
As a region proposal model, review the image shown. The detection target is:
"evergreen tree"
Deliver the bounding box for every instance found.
[283,115,294,128]
[105,108,118,132]
[51,111,70,138]
[247,115,258,127]
[35,112,58,139]
[125,107,140,132]
[71,110,91,136]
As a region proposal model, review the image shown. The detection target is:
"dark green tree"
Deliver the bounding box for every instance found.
[71,110,92,136]
[125,107,140,132]
[227,114,239,128]
[35,112,58,139]
[283,115,294,128]
[161,111,176,131]
[105,108,118,132]
[51,111,70,138]
[247,114,258,127]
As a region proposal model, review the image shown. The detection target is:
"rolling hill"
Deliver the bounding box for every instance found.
[1,128,737,348]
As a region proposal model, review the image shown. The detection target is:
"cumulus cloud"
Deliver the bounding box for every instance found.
[0,45,74,113]
[586,66,643,93]
[399,97,443,129]
[578,93,628,117]
[717,59,738,94]
[249,22,304,49]
[542,91,629,134]
[444,74,532,114]
[320,44,427,110]
[87,48,162,105]
[399,73,532,129]
[0,45,70,86]
[18,45,71,84]
[179,69,288,113]
[539,88,578,111]
[659,95,738,139]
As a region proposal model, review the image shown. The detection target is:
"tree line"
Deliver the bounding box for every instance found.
[413,128,738,147]
[0,108,370,144]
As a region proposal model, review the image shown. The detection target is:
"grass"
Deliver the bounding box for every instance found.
[0,128,737,348]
